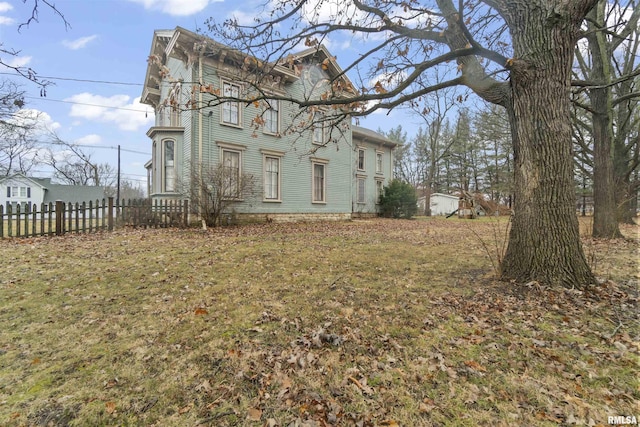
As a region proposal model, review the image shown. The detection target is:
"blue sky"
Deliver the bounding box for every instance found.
[0,0,433,190]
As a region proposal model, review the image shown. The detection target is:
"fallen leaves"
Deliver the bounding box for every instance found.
[105,401,116,414]
[194,307,208,315]
[247,407,262,421]
[1,218,637,426]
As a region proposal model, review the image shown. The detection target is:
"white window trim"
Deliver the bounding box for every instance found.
[220,147,243,200]
[311,157,329,204]
[375,150,384,174]
[262,151,283,202]
[263,98,280,136]
[356,177,366,204]
[375,178,385,205]
[357,147,366,172]
[220,80,242,128]
[162,139,176,193]
[312,111,325,145]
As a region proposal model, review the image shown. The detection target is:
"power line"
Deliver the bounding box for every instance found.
[0,72,143,86]
[49,142,149,156]
[24,95,150,113]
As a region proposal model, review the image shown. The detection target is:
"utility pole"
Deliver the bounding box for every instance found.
[117,144,121,203]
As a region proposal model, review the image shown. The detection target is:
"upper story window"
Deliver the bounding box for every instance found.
[264,99,279,135]
[312,112,324,145]
[357,148,366,171]
[7,186,30,198]
[376,151,384,174]
[222,81,241,127]
[163,140,175,193]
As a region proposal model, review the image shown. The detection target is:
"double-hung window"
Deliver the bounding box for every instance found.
[7,186,30,198]
[312,112,324,145]
[357,148,366,171]
[164,140,175,192]
[375,180,384,204]
[222,81,241,126]
[357,177,366,204]
[376,151,384,174]
[222,149,241,198]
[264,99,279,134]
[264,156,280,201]
[312,160,327,203]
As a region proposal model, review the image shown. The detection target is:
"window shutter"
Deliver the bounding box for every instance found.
[6,187,10,198]
[27,187,31,198]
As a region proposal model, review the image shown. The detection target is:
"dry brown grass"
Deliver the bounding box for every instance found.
[0,217,637,426]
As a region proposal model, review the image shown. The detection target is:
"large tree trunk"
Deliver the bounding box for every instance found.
[587,2,623,238]
[499,2,597,287]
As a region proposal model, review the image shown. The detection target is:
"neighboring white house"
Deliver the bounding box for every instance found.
[417,193,460,216]
[0,174,105,212]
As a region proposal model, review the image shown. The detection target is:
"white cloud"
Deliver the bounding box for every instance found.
[228,9,258,26]
[65,93,153,132]
[126,0,222,16]
[76,134,102,145]
[8,109,61,134]
[0,2,13,25]
[2,56,31,68]
[370,70,408,92]
[62,35,98,50]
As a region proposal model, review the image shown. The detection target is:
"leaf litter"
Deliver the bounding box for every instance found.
[0,217,637,426]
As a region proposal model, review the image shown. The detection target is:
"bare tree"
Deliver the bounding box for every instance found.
[0,1,70,176]
[572,0,639,237]
[186,162,257,228]
[108,179,146,199]
[200,0,604,287]
[0,1,69,88]
[0,102,43,177]
[43,133,116,187]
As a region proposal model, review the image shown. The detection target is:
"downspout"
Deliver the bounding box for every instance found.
[198,54,203,221]
[350,123,354,217]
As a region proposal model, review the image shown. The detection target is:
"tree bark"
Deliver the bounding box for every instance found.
[587,2,623,238]
[499,2,597,287]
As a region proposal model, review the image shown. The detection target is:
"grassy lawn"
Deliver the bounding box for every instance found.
[0,217,637,426]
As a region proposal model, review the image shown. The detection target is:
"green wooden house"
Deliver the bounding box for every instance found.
[141,27,396,222]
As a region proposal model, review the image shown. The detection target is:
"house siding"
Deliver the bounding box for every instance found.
[142,27,395,222]
[351,132,394,217]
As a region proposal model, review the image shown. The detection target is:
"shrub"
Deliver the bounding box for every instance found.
[379,179,418,219]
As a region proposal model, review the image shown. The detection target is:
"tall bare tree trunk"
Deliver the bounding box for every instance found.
[500,3,596,287]
[587,2,624,238]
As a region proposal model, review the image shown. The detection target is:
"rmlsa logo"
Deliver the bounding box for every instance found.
[609,415,638,425]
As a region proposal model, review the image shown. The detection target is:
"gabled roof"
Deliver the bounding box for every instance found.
[352,125,397,148]
[141,27,357,106]
[0,173,48,189]
[1,173,105,203]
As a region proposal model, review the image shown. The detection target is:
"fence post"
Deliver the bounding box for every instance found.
[108,197,114,231]
[183,200,189,227]
[55,201,64,236]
